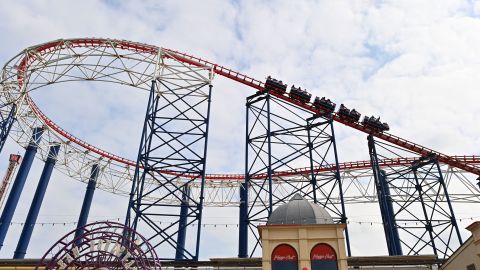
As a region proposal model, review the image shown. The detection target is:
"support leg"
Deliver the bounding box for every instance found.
[13,143,60,259]
[175,185,190,260]
[238,182,248,258]
[0,127,43,250]
[330,121,351,256]
[368,135,402,255]
[74,164,100,242]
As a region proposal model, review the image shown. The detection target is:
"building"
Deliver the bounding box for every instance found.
[440,221,480,270]
[258,193,349,270]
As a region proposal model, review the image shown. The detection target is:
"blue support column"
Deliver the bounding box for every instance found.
[0,127,43,250]
[379,170,402,255]
[306,123,317,204]
[368,135,402,256]
[239,98,251,258]
[238,182,248,258]
[0,104,16,154]
[74,164,100,242]
[13,143,60,259]
[330,121,351,257]
[176,185,190,260]
[266,95,273,215]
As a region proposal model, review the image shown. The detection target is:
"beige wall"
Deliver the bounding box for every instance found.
[259,224,348,270]
[350,267,430,270]
[441,222,480,270]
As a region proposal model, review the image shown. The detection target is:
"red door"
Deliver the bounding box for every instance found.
[310,243,338,270]
[271,244,298,270]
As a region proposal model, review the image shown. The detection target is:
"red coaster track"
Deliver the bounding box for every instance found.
[12,38,480,180]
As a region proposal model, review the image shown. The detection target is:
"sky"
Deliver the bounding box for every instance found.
[1,0,480,260]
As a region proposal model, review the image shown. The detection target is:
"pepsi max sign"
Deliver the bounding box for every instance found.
[271,244,298,270]
[310,243,338,270]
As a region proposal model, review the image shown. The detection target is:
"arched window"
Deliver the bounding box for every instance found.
[271,244,298,270]
[310,243,338,270]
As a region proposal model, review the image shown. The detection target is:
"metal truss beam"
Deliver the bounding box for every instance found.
[368,136,463,259]
[241,90,349,257]
[368,135,402,255]
[126,53,213,261]
[0,104,15,154]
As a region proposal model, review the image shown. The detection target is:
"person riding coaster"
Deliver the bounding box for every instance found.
[265,76,287,93]
[289,85,311,103]
[362,115,390,131]
[338,104,361,122]
[313,97,336,113]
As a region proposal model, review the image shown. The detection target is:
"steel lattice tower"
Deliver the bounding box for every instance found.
[125,51,213,261]
[0,104,15,154]
[368,135,463,259]
[240,90,350,257]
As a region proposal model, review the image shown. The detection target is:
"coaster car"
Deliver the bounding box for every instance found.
[313,97,336,113]
[338,104,361,122]
[362,115,390,132]
[289,85,311,104]
[265,76,287,93]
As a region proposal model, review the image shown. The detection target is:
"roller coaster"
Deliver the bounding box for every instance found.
[0,38,479,262]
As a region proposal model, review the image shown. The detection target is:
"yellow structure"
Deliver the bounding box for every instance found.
[441,221,480,270]
[258,194,348,270]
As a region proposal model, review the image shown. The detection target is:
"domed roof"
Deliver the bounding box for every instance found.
[267,194,334,225]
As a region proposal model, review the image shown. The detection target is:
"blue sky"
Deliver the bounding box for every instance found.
[1,0,480,260]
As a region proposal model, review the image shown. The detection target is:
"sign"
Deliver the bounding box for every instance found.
[311,243,338,270]
[272,244,298,270]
